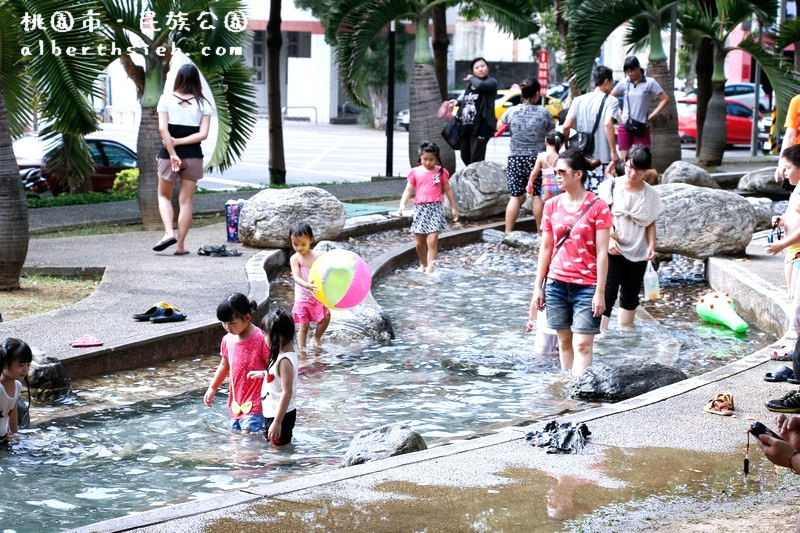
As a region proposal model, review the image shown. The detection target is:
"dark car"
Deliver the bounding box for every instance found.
[14,134,137,195]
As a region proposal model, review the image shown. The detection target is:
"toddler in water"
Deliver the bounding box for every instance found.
[1,338,32,447]
[398,141,459,274]
[289,222,331,353]
[204,293,269,434]
[248,308,298,446]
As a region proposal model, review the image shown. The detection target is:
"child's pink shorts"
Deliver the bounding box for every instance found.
[292,299,329,324]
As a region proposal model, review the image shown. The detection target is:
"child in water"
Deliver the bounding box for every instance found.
[289,222,331,353]
[248,308,298,446]
[1,338,32,447]
[204,293,269,434]
[398,141,459,274]
[527,130,564,234]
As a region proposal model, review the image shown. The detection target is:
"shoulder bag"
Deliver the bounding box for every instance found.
[624,81,647,137]
[572,94,609,156]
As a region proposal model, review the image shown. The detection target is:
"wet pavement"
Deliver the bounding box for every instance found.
[7,159,800,532]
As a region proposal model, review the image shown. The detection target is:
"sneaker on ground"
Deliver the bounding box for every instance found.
[766,390,800,413]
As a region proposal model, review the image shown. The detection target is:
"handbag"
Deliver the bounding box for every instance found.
[573,94,608,157]
[624,82,647,137]
[441,117,462,150]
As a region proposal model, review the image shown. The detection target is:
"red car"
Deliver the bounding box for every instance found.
[14,134,137,195]
[677,98,768,146]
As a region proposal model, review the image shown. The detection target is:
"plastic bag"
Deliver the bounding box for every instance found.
[643,260,659,301]
[533,308,559,355]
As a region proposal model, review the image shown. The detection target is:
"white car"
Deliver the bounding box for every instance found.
[396,109,409,131]
[724,83,770,113]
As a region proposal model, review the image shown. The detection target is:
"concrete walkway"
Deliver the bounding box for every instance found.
[8,170,798,531]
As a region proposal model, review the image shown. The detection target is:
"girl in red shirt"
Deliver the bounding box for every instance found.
[527,149,612,376]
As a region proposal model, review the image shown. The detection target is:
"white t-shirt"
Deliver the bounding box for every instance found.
[566,91,620,164]
[262,351,298,417]
[0,380,22,438]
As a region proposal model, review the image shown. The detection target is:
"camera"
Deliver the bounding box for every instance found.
[750,421,780,439]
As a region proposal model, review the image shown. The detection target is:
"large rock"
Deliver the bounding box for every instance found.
[746,197,774,231]
[239,187,346,248]
[342,423,427,467]
[27,355,70,401]
[738,167,786,195]
[445,161,508,219]
[324,294,395,342]
[661,161,720,189]
[655,183,756,258]
[568,360,687,402]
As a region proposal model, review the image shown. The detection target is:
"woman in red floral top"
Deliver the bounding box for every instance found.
[526,149,612,376]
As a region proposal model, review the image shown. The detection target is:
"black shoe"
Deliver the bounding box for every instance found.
[766,390,800,413]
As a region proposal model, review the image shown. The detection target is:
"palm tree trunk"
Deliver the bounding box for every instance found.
[267,0,286,185]
[698,81,727,166]
[646,59,681,172]
[0,87,29,290]
[431,5,449,101]
[694,38,714,157]
[409,17,455,174]
[137,107,164,230]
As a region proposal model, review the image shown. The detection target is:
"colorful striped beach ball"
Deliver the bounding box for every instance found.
[308,249,372,309]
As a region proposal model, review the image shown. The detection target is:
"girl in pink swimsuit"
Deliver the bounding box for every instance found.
[289,222,331,353]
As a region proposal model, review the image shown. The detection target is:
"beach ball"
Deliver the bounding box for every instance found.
[308,249,372,309]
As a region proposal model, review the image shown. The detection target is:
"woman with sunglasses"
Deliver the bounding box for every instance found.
[527,149,612,376]
[597,145,663,331]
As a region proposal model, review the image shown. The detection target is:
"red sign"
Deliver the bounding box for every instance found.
[537,50,548,97]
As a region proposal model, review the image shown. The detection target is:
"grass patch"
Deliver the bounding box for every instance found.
[27,191,136,208]
[2,274,100,321]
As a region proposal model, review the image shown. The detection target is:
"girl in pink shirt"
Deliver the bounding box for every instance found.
[204,293,269,434]
[398,142,459,274]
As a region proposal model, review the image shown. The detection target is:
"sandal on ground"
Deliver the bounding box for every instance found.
[764,366,796,383]
[133,301,173,321]
[69,334,103,348]
[771,350,793,362]
[198,244,241,257]
[150,307,186,323]
[703,393,735,416]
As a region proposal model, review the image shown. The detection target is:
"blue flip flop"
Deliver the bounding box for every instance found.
[150,308,186,323]
[764,365,795,382]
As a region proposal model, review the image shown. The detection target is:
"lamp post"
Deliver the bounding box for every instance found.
[386,20,396,177]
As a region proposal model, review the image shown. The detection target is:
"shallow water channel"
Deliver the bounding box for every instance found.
[1,246,773,531]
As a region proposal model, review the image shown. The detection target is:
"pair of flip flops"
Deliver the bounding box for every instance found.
[764,365,800,384]
[69,334,103,348]
[703,393,735,416]
[771,350,793,362]
[198,244,242,257]
[132,301,187,323]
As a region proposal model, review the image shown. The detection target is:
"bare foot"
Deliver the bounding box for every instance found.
[417,264,426,273]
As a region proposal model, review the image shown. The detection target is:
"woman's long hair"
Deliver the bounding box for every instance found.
[173,64,208,105]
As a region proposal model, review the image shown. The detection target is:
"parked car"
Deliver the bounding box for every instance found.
[395,108,410,131]
[684,83,770,113]
[14,134,137,195]
[677,98,768,146]
[494,88,563,123]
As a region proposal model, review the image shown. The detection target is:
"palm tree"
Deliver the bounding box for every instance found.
[321,0,538,175]
[0,0,106,290]
[565,0,682,172]
[97,0,257,228]
[267,0,286,184]
[679,0,786,166]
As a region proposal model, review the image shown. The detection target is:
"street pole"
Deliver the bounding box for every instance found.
[750,17,762,157]
[669,6,677,83]
[386,20,396,178]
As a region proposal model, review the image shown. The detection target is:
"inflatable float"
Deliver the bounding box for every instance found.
[695,291,748,333]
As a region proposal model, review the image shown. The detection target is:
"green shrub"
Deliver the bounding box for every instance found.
[113,168,139,194]
[27,191,137,208]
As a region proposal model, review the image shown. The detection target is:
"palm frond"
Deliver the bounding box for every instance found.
[0,2,32,137]
[204,61,257,172]
[776,19,800,50]
[471,0,539,38]
[736,35,800,136]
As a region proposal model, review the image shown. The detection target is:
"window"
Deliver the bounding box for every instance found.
[253,31,264,83]
[87,141,104,166]
[100,142,137,167]
[286,32,311,58]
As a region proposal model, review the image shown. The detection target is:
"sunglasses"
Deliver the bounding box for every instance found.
[554,169,573,176]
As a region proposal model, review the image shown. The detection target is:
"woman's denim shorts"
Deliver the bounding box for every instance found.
[545,278,601,334]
